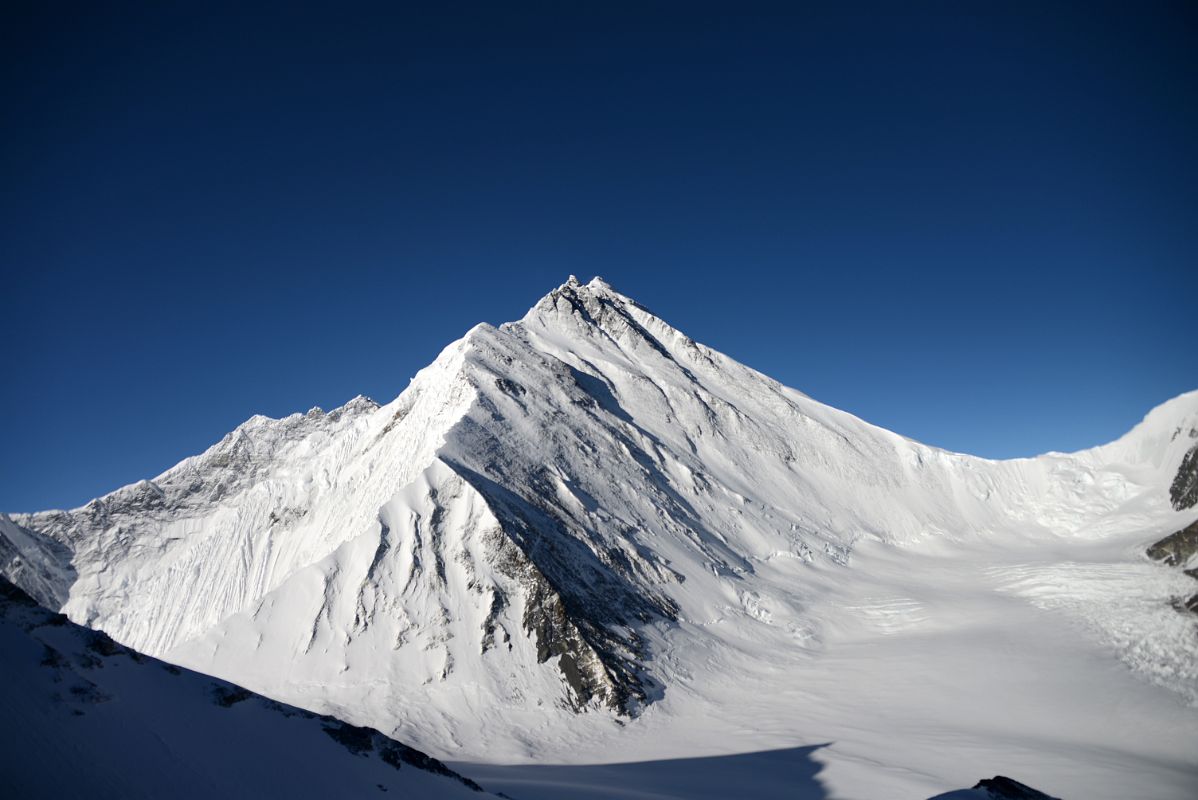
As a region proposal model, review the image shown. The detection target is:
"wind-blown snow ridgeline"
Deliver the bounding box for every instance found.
[3,277,1197,799]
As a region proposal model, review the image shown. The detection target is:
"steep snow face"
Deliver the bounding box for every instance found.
[3,276,1197,799]
[0,578,490,798]
[6,342,479,657]
[0,514,74,609]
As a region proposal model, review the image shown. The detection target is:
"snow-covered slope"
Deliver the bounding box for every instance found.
[0,578,489,798]
[4,277,1197,799]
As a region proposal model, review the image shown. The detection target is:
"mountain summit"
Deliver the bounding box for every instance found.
[3,279,1197,799]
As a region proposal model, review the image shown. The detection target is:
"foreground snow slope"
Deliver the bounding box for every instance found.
[0,578,489,798]
[4,277,1197,799]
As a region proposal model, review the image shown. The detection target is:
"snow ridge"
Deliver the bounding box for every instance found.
[3,277,1197,799]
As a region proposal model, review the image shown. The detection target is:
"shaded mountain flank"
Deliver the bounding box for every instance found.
[3,278,1197,798]
[0,578,489,798]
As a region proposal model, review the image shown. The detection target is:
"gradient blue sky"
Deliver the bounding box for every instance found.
[3,2,1196,512]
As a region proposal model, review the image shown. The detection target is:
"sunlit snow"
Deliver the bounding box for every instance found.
[3,277,1196,799]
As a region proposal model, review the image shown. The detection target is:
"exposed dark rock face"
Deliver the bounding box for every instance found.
[1147,519,1198,616]
[470,477,661,714]
[322,721,484,790]
[1146,519,1198,567]
[1170,443,1198,510]
[971,776,1062,800]
[1171,594,1198,614]
[927,775,1063,800]
[212,685,254,707]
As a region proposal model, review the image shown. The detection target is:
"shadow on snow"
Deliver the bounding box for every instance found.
[452,744,831,800]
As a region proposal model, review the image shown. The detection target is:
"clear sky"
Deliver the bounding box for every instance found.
[3,2,1196,512]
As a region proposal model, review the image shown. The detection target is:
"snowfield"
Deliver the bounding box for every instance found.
[3,277,1196,799]
[0,578,490,798]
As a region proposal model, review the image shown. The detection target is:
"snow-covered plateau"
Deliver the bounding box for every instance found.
[3,277,1197,799]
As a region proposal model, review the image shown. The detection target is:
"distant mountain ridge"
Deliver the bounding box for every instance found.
[3,277,1197,799]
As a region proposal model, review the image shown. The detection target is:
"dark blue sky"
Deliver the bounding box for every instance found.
[3,2,1196,512]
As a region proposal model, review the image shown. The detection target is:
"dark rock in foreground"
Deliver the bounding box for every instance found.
[0,577,488,798]
[927,775,1063,800]
[972,776,1062,799]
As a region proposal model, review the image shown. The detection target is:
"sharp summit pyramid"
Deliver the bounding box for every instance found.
[4,277,1197,799]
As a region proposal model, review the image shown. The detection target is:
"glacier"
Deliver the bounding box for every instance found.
[3,276,1197,799]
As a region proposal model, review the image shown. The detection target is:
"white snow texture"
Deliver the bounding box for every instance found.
[0,579,490,798]
[3,276,1197,799]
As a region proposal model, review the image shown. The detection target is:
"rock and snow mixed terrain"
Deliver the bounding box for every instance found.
[0,578,488,798]
[3,277,1197,799]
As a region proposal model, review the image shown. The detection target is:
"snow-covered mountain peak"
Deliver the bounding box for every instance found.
[1094,389,1198,462]
[521,274,642,322]
[2,279,1196,798]
[560,273,611,290]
